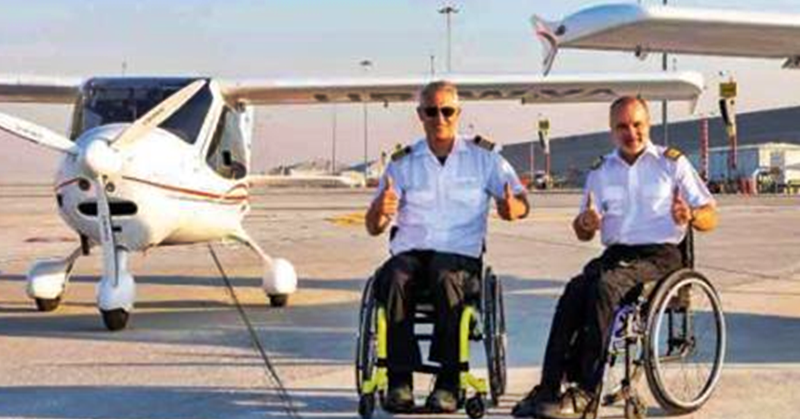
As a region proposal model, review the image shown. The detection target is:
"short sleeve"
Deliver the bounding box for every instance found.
[487,153,525,199]
[675,156,714,208]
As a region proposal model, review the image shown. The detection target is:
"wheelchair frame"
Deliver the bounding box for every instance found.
[355,262,507,419]
[595,229,726,419]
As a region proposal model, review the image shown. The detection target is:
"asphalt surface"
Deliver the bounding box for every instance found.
[1,186,799,419]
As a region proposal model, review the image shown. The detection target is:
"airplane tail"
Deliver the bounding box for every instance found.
[531,15,560,76]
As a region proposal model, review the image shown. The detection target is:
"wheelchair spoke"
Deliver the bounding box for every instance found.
[646,272,725,412]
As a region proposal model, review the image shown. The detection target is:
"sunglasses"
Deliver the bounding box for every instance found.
[421,106,458,119]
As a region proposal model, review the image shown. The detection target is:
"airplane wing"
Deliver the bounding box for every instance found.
[533,4,800,74]
[0,75,82,104]
[220,73,705,106]
[0,73,703,106]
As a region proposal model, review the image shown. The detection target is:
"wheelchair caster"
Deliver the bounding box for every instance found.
[603,390,623,406]
[358,394,375,419]
[465,394,486,419]
[624,396,646,419]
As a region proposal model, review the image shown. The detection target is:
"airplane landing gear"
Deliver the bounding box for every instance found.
[35,297,62,312]
[101,308,130,331]
[27,247,82,312]
[268,294,289,307]
[97,248,136,331]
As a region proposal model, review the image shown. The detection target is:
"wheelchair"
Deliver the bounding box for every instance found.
[355,241,507,419]
[594,229,726,419]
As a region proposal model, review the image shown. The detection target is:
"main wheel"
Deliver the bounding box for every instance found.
[101,308,130,331]
[482,268,507,405]
[268,294,289,307]
[35,296,61,312]
[355,276,378,394]
[644,270,725,414]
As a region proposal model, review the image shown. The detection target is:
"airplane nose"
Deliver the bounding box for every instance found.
[81,138,123,177]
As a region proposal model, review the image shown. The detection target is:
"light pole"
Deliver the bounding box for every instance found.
[360,59,373,178]
[661,0,669,146]
[438,5,459,73]
[331,104,337,174]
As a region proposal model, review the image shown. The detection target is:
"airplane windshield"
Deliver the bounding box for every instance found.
[77,81,212,144]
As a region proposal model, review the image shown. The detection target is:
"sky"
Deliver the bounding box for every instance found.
[2,0,800,181]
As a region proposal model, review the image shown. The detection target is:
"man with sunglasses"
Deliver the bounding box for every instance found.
[365,80,529,413]
[512,97,717,419]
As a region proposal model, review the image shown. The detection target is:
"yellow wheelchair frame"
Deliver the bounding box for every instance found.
[356,266,506,419]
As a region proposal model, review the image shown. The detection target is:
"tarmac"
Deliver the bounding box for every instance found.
[1,185,799,419]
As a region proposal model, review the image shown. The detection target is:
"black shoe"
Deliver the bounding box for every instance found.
[425,371,459,413]
[511,385,558,418]
[384,372,414,413]
[536,387,594,419]
[425,388,458,413]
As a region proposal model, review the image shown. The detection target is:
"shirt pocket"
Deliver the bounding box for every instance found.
[642,179,672,213]
[405,189,436,212]
[601,186,625,216]
[448,179,484,206]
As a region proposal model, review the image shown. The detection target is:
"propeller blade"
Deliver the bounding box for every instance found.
[0,111,77,154]
[112,79,207,149]
[93,177,119,286]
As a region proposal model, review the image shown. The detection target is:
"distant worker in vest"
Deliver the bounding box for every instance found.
[365,80,529,413]
[513,96,718,419]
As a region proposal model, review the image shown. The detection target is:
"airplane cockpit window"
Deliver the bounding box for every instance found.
[76,80,212,145]
[206,107,249,180]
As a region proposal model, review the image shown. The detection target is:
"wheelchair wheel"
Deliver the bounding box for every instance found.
[355,275,378,394]
[482,267,507,405]
[644,269,725,413]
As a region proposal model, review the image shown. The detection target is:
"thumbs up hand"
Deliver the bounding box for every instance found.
[671,185,692,226]
[375,175,399,218]
[497,182,526,221]
[578,192,602,232]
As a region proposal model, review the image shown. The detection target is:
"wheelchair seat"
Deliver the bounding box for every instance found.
[630,229,696,306]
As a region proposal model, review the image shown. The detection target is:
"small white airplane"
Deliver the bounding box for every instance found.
[532,3,800,74]
[0,72,704,330]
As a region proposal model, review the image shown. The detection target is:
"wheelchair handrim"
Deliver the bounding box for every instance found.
[646,273,726,412]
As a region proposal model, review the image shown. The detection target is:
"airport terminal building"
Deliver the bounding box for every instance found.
[501,105,800,188]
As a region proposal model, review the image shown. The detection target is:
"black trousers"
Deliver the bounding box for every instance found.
[375,250,481,375]
[540,244,683,393]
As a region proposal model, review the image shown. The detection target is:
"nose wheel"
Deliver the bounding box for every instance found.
[101,308,130,331]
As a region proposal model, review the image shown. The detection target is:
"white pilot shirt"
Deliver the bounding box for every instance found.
[581,142,714,246]
[375,135,524,258]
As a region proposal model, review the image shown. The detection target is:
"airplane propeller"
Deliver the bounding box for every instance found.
[0,112,78,155]
[0,80,206,323]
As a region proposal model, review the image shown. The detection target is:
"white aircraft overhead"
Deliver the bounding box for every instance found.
[0,73,703,330]
[532,3,800,74]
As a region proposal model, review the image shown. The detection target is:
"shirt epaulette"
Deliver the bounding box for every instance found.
[473,135,495,151]
[664,147,683,161]
[391,145,412,162]
[590,156,605,171]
